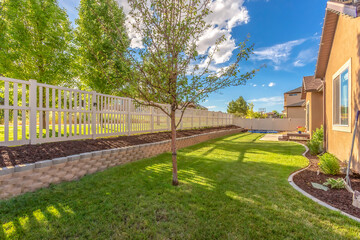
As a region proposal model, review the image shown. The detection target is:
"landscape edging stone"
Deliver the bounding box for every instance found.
[0,128,243,199]
[288,143,360,223]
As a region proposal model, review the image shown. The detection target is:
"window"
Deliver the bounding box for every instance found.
[332,59,351,132]
[289,93,297,96]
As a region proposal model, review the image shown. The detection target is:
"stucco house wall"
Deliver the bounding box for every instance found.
[284,92,302,106]
[324,14,360,172]
[306,91,323,136]
[286,107,305,119]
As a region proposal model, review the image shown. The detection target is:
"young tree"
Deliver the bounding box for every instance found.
[91,0,258,185]
[227,96,248,117]
[0,0,74,84]
[75,0,129,94]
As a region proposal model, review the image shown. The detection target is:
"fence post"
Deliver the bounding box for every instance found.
[91,91,97,139]
[29,79,37,144]
[206,111,209,127]
[127,99,131,136]
[150,106,154,133]
[191,109,194,128]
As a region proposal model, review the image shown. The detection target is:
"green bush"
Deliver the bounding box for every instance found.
[318,153,340,175]
[323,178,345,189]
[307,141,321,155]
[307,126,323,155]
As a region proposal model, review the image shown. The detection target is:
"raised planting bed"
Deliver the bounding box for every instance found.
[0,125,240,168]
[0,126,245,199]
[293,151,360,218]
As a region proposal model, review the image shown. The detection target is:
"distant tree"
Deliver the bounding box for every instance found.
[0,0,75,84]
[271,110,281,118]
[75,0,129,94]
[227,96,248,117]
[0,0,75,127]
[90,0,258,185]
[246,103,266,119]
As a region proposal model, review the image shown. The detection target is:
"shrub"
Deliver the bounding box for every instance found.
[307,141,321,156]
[318,153,340,175]
[323,178,345,189]
[307,126,323,155]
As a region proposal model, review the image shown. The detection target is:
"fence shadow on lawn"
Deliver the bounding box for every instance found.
[0,133,359,239]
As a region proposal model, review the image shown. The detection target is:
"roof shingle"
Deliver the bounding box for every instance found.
[303,76,323,92]
[285,100,305,107]
[285,87,302,94]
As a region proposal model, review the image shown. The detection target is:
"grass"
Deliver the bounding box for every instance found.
[0,133,359,239]
[0,123,170,142]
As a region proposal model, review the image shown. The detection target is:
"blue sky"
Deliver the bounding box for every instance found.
[59,0,327,113]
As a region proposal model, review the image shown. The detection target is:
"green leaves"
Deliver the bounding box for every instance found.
[0,0,75,85]
[227,96,248,117]
[75,0,130,94]
[323,178,345,189]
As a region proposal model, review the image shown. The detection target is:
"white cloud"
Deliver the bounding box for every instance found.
[262,84,265,87]
[253,84,257,87]
[293,48,318,67]
[268,82,275,87]
[249,96,283,106]
[197,0,249,65]
[206,105,217,109]
[293,60,305,67]
[120,0,250,64]
[252,39,306,65]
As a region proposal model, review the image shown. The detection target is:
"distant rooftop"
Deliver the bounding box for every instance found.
[285,87,302,94]
[285,100,305,108]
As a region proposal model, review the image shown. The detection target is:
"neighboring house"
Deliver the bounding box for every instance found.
[283,87,305,119]
[315,0,360,171]
[301,76,324,136]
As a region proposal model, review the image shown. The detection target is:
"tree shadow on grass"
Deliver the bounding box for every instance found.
[0,133,359,239]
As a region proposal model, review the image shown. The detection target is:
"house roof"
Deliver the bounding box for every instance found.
[315,1,360,78]
[285,87,302,94]
[285,100,305,108]
[303,76,323,92]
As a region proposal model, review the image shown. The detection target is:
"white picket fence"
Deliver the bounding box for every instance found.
[233,117,306,132]
[0,77,233,146]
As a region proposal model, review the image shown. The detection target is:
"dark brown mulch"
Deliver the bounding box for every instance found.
[0,125,243,168]
[293,150,360,218]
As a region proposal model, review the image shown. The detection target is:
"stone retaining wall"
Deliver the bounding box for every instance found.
[0,128,244,199]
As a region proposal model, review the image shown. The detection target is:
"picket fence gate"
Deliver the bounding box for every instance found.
[0,77,233,146]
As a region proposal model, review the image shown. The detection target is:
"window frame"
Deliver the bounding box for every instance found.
[332,58,352,132]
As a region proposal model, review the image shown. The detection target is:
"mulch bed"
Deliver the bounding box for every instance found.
[0,125,243,168]
[293,150,360,218]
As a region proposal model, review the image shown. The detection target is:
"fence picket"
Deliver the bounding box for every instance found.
[0,77,233,146]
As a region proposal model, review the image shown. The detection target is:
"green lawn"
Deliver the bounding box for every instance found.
[0,133,359,239]
[0,123,170,142]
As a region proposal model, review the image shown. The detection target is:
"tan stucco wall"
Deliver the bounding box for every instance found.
[285,107,305,119]
[324,14,360,172]
[284,92,302,106]
[306,91,323,136]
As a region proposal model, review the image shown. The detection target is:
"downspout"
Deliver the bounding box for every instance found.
[322,79,327,152]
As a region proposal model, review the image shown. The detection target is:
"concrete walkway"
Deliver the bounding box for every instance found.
[259,134,282,141]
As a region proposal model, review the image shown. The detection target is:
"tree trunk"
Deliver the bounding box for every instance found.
[170,109,179,186]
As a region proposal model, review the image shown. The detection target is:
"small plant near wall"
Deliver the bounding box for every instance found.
[323,178,345,189]
[307,126,324,155]
[318,153,340,175]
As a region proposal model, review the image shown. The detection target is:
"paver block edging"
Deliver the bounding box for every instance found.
[0,128,244,199]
